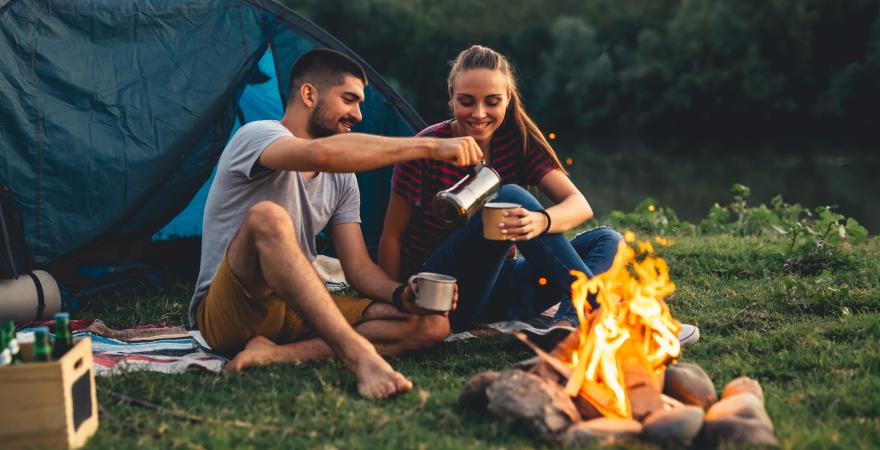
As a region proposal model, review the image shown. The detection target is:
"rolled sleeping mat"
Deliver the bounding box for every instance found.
[0,270,62,322]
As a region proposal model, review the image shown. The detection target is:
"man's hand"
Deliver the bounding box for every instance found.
[497,208,549,241]
[400,282,459,316]
[430,136,483,167]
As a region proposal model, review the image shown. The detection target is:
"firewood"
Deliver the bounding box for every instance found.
[529,358,566,385]
[515,332,572,379]
[550,324,581,361]
[574,380,624,419]
[619,338,664,421]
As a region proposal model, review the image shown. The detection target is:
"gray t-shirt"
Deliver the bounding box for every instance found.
[189,120,361,327]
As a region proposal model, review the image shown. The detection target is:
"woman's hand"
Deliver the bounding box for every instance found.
[497,207,549,241]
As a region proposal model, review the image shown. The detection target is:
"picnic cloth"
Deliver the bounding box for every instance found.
[18,320,226,376]
[83,324,225,376]
[17,316,552,376]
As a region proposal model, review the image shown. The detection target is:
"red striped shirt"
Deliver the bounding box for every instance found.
[392,120,557,270]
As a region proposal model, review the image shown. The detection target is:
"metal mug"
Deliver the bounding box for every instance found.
[432,164,501,228]
[407,272,456,312]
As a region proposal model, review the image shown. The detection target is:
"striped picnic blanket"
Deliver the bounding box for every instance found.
[78,320,543,375]
[18,320,226,376]
[78,321,225,376]
[18,312,555,376]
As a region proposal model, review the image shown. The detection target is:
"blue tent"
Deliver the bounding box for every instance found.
[0,0,424,264]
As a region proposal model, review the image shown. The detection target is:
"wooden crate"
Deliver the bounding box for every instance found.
[0,337,99,449]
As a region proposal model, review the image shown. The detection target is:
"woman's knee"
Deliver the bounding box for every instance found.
[593,226,624,244]
[495,184,542,210]
[573,226,623,245]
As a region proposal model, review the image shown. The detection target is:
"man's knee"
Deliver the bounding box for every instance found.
[245,201,297,243]
[496,184,542,210]
[410,315,450,347]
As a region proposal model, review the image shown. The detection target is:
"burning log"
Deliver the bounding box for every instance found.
[618,338,665,421]
[572,383,614,420]
[515,332,573,386]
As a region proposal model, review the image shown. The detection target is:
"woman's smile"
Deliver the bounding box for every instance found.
[466,120,492,130]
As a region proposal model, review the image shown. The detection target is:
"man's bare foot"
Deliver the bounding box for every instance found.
[224,335,411,399]
[223,335,281,373]
[349,348,413,399]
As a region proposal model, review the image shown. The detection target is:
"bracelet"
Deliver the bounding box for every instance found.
[392,284,408,313]
[538,210,552,235]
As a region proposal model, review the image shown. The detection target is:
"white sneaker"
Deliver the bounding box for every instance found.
[678,324,700,345]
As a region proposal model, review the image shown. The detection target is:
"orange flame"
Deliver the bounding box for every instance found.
[563,236,681,419]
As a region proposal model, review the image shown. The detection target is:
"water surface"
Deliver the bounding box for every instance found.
[554,138,879,232]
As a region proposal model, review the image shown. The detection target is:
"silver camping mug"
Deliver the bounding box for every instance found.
[432,164,501,228]
[407,272,456,312]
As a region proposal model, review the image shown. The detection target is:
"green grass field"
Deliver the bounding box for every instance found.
[77,234,880,449]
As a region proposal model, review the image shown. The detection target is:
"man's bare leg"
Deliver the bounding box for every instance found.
[225,303,450,370]
[223,201,411,398]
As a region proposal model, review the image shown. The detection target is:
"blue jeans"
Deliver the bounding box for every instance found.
[418,184,622,331]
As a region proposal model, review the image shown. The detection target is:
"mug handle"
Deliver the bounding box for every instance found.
[407,274,420,295]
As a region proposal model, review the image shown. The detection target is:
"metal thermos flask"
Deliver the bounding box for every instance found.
[432,163,501,228]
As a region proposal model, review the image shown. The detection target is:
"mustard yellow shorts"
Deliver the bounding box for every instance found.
[197,255,374,355]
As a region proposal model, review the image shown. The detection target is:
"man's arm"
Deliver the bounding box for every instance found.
[259,133,482,173]
[328,223,453,316]
[328,223,399,303]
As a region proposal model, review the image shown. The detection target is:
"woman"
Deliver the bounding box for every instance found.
[378,45,622,331]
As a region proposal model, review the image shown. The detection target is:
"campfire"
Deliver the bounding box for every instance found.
[460,234,779,448]
[562,233,680,421]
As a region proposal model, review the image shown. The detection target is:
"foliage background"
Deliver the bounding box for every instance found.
[281,0,880,137]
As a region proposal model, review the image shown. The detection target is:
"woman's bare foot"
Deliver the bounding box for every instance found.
[347,347,413,399]
[223,335,280,373]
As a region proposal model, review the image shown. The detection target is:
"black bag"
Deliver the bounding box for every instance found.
[0,185,33,279]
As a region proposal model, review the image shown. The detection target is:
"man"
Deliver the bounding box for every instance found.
[190,48,483,399]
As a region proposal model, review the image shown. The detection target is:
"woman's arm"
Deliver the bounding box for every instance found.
[378,193,415,280]
[499,170,592,240]
[538,169,593,232]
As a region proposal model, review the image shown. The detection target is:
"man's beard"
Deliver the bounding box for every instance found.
[306,100,338,138]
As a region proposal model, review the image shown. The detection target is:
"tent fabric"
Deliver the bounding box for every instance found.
[0,0,425,264]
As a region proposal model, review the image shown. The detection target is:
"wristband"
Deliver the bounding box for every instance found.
[538,210,552,235]
[392,284,408,313]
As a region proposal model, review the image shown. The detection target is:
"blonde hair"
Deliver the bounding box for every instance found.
[447,45,566,174]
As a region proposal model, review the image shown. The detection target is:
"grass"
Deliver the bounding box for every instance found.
[76,234,880,449]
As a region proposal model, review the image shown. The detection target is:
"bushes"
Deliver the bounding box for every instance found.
[596,183,869,276]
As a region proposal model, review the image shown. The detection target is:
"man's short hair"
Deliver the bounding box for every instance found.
[288,48,368,100]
